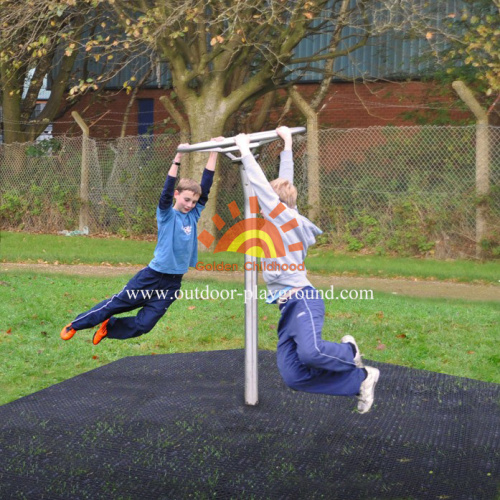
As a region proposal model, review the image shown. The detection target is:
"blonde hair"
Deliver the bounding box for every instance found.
[270,178,297,208]
[176,178,202,196]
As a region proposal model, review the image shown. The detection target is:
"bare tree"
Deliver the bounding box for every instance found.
[0,1,90,143]
[0,0,150,145]
[396,0,499,123]
[82,0,402,234]
[92,1,405,166]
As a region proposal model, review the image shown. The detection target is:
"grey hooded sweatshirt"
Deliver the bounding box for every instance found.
[241,150,323,297]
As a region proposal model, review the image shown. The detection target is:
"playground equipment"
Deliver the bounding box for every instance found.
[177,127,306,161]
[179,127,307,405]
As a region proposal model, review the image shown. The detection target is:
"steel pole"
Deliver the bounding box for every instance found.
[240,165,259,406]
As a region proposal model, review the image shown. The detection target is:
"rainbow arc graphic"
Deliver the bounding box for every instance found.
[198,197,303,258]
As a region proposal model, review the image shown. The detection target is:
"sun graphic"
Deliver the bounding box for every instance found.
[198,196,303,257]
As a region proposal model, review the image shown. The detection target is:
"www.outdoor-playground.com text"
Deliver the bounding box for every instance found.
[125,286,374,303]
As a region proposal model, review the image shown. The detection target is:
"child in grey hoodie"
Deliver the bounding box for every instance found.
[234,128,379,413]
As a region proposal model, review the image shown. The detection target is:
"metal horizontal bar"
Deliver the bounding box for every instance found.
[177,127,306,153]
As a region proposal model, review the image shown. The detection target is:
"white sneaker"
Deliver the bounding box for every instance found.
[341,335,364,368]
[357,366,380,414]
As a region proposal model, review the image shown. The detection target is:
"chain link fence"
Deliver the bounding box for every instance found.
[1,126,499,258]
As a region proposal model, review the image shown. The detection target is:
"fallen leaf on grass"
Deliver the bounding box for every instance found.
[467,350,475,355]
[396,334,407,339]
[376,339,386,350]
[188,306,196,310]
[92,355,99,360]
[6,328,12,334]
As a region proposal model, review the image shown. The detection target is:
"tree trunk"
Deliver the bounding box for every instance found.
[1,71,24,144]
[0,69,27,174]
[181,91,230,251]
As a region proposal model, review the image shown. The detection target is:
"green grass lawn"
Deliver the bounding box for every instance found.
[1,270,498,406]
[306,248,500,284]
[2,231,499,283]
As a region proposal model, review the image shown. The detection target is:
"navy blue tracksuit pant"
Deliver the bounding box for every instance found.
[71,267,182,340]
[276,287,365,396]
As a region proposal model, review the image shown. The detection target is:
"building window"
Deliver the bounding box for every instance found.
[138,98,154,136]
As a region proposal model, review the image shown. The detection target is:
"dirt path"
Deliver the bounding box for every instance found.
[2,262,499,302]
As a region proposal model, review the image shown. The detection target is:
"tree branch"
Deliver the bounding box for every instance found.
[159,93,190,141]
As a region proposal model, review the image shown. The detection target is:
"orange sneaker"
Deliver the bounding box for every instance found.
[60,323,76,341]
[93,319,110,345]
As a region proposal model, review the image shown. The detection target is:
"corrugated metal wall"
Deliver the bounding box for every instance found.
[290,0,466,81]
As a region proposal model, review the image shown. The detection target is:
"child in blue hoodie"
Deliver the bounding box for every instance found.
[234,128,379,413]
[60,143,219,345]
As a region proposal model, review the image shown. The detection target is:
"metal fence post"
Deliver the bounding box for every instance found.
[240,165,259,406]
[451,81,490,258]
[71,111,90,231]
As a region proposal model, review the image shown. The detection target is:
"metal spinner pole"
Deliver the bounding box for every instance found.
[240,165,259,406]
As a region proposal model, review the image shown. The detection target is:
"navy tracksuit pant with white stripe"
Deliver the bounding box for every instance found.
[276,287,365,396]
[71,267,182,340]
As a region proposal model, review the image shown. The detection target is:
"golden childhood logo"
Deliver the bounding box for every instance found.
[197,196,303,258]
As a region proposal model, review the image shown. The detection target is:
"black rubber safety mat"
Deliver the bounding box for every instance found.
[0,349,499,500]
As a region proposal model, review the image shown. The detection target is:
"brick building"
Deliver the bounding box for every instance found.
[52,79,470,139]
